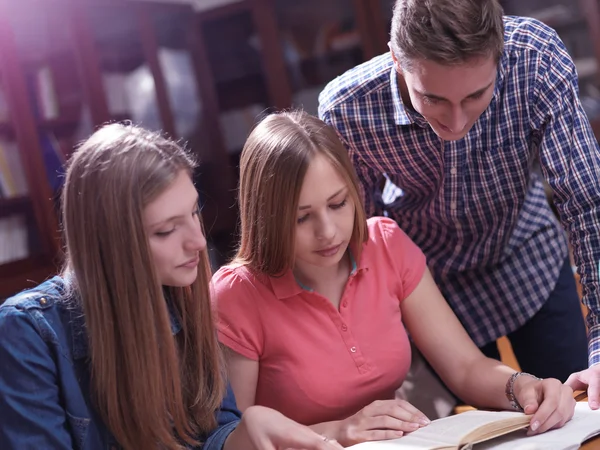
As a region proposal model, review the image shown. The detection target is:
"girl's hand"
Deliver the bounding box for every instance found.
[335,399,430,446]
[513,376,575,435]
[238,405,344,450]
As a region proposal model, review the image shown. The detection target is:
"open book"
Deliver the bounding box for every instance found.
[348,402,600,450]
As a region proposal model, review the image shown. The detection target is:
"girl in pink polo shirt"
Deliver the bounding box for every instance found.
[212,111,575,447]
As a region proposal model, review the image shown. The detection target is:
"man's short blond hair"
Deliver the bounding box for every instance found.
[390,0,504,70]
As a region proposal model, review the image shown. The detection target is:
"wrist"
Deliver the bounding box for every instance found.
[505,372,541,412]
[332,420,348,446]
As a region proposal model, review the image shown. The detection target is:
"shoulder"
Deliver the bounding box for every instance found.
[318,53,394,119]
[211,264,270,304]
[0,276,76,353]
[503,16,563,57]
[366,216,407,244]
[1,276,70,322]
[212,264,262,292]
[363,217,424,261]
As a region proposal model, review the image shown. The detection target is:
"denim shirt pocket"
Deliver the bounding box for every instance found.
[66,411,91,450]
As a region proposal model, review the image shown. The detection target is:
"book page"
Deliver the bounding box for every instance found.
[476,402,600,449]
[347,410,527,450]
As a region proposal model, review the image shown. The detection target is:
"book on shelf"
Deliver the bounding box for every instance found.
[0,139,29,198]
[0,215,28,264]
[35,66,60,120]
[39,132,65,192]
[0,86,8,122]
[348,402,600,450]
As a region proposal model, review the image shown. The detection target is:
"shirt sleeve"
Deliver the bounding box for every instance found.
[200,384,241,450]
[211,268,264,361]
[372,217,427,301]
[319,108,386,217]
[0,305,73,449]
[532,34,600,366]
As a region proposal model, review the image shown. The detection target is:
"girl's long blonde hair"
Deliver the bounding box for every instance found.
[61,123,225,450]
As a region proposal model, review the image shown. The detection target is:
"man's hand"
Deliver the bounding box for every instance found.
[565,366,600,409]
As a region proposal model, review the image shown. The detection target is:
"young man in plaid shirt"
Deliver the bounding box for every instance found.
[319,0,600,406]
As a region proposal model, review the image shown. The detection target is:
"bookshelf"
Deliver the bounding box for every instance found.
[197,0,383,163]
[0,0,234,299]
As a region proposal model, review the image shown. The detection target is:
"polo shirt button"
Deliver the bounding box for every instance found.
[341,324,348,331]
[350,346,356,353]
[342,301,348,308]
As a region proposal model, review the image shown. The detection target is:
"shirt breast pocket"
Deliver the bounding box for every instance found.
[468,138,531,200]
[66,411,91,450]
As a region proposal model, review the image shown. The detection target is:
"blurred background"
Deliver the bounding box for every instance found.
[1,0,599,300]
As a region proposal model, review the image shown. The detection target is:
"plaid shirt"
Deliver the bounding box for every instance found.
[319,16,600,365]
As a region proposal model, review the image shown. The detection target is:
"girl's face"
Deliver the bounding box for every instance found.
[143,170,206,287]
[293,154,355,274]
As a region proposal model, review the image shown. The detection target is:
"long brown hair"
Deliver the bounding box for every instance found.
[235,110,368,276]
[61,123,225,449]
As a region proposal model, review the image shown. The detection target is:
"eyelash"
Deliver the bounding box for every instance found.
[423,93,484,106]
[155,207,201,237]
[297,199,347,224]
[468,92,484,101]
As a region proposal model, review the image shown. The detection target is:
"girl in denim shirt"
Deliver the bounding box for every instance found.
[0,124,341,450]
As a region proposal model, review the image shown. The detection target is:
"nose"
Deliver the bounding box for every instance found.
[447,106,468,133]
[185,224,207,253]
[315,213,336,241]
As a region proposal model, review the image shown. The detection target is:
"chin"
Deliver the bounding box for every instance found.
[428,120,473,141]
[434,128,469,141]
[162,272,198,287]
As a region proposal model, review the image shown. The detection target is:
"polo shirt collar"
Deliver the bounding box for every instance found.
[270,248,370,299]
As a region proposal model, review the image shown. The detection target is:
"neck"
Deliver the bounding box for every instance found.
[293,250,351,291]
[396,71,414,111]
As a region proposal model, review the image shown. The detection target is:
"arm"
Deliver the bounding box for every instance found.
[224,406,343,450]
[0,306,73,449]
[224,349,344,437]
[532,35,600,375]
[216,266,428,446]
[225,330,429,446]
[219,355,342,450]
[201,380,341,450]
[402,268,575,433]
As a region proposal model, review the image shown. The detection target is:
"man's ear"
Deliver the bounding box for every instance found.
[388,43,403,73]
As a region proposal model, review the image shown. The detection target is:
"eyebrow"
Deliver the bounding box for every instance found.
[418,80,494,102]
[149,194,199,228]
[298,187,347,210]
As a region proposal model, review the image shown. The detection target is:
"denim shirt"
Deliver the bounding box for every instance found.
[0,276,241,450]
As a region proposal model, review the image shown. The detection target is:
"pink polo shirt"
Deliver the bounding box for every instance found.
[212,217,427,425]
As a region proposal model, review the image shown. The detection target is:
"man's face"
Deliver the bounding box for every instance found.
[395,54,497,141]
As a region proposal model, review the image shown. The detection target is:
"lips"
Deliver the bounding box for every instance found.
[178,256,199,268]
[314,244,342,257]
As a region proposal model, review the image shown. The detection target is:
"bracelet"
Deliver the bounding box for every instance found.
[505,372,541,412]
